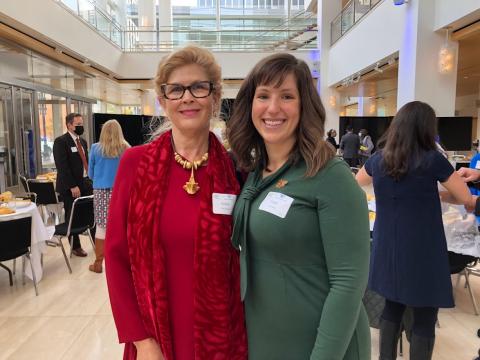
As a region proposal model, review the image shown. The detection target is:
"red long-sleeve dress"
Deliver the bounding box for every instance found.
[105,133,247,360]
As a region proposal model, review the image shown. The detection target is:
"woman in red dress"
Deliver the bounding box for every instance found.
[105,46,247,360]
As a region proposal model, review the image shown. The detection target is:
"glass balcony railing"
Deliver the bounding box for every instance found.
[55,0,317,52]
[56,0,126,48]
[121,28,317,52]
[330,0,382,45]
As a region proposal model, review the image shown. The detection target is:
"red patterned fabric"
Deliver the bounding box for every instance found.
[124,131,247,360]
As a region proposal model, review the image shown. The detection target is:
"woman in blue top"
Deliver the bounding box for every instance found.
[356,101,473,360]
[88,119,130,273]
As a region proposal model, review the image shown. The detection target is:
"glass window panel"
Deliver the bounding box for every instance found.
[37,93,67,172]
[60,0,79,12]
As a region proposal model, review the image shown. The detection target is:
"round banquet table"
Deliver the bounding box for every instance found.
[0,202,54,282]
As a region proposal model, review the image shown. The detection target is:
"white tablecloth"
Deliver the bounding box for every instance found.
[0,203,54,282]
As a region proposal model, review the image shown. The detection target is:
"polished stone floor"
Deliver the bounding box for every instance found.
[0,235,479,359]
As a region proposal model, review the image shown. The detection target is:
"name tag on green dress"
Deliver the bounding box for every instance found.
[259,192,294,218]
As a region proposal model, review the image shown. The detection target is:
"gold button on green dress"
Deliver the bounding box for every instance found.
[232,158,371,360]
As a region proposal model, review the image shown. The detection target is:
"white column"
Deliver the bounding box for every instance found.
[158,0,172,49]
[138,0,157,49]
[397,0,458,116]
[317,0,342,135]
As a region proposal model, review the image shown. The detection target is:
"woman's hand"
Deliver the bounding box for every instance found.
[457,167,480,182]
[134,338,165,360]
[465,195,478,213]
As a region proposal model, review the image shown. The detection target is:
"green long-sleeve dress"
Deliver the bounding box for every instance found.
[232,158,371,360]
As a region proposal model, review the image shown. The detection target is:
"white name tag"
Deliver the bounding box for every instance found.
[475,160,480,170]
[212,193,237,215]
[259,192,294,218]
[71,146,78,153]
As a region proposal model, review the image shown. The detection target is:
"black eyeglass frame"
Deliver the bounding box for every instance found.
[160,81,215,100]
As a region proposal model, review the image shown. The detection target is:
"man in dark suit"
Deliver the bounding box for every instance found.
[53,113,92,257]
[339,125,360,167]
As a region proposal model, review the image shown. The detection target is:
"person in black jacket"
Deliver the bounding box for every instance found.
[339,125,360,167]
[53,113,93,257]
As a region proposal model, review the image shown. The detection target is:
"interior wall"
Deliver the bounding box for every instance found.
[0,0,123,74]
[434,0,480,30]
[327,0,405,86]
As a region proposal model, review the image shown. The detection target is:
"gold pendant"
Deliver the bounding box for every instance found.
[275,179,288,188]
[183,168,200,195]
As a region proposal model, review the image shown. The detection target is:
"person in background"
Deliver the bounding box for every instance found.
[53,113,93,257]
[356,101,474,360]
[227,53,371,360]
[434,135,448,158]
[326,128,339,150]
[358,128,374,166]
[105,46,247,360]
[87,119,129,273]
[339,125,360,167]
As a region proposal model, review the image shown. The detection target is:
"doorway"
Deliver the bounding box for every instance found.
[0,85,36,191]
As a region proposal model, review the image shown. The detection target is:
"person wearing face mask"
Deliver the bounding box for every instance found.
[53,113,94,257]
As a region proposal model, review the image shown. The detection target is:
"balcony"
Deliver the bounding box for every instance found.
[330,0,383,45]
[55,0,317,52]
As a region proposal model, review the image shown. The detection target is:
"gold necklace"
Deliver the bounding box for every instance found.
[174,151,209,195]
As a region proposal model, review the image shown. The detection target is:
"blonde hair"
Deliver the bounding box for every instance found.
[99,119,130,157]
[151,45,222,139]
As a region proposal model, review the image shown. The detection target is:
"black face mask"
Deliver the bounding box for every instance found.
[74,125,84,136]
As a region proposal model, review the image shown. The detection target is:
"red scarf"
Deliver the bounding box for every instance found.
[125,131,247,360]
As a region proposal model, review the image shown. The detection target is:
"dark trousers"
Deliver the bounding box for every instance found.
[359,155,369,167]
[382,299,438,338]
[344,157,358,168]
[61,178,95,249]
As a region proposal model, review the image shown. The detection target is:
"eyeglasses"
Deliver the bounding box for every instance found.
[160,81,214,100]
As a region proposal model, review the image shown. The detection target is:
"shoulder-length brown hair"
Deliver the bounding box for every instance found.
[226,53,334,177]
[378,101,438,180]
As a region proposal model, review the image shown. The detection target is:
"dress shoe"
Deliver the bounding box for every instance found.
[72,247,88,257]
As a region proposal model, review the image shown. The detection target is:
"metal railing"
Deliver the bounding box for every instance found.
[55,0,317,51]
[56,0,123,47]
[121,28,318,52]
[330,0,382,45]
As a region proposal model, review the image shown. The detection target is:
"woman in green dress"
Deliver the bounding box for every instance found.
[227,53,371,360]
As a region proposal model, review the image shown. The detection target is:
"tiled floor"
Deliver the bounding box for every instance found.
[0,235,479,359]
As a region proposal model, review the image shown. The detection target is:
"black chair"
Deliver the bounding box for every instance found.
[449,251,478,315]
[51,195,95,273]
[19,175,28,192]
[26,179,58,205]
[0,214,38,296]
[26,179,62,224]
